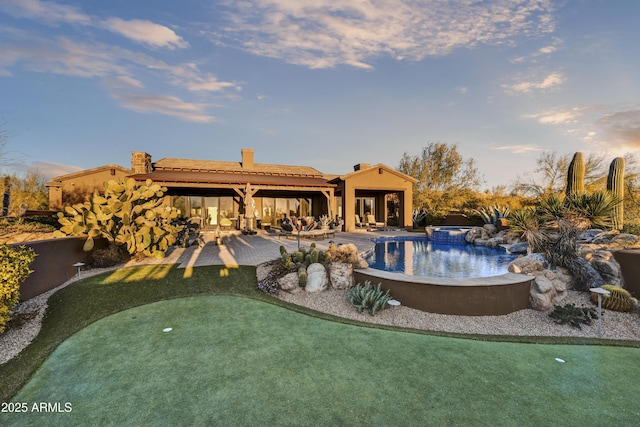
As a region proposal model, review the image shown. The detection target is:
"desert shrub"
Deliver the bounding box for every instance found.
[0,244,37,334]
[0,217,55,235]
[23,214,60,228]
[346,281,392,315]
[548,304,598,330]
[89,243,131,268]
[622,221,640,236]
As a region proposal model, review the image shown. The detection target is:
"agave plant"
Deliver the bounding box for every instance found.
[475,204,510,225]
[346,281,393,316]
[412,209,428,227]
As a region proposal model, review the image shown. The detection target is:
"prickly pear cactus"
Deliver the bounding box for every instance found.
[54,178,183,258]
[606,157,625,230]
[565,152,585,196]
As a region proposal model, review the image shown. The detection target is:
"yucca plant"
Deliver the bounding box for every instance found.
[536,194,566,222]
[346,281,393,316]
[508,207,546,253]
[566,191,622,229]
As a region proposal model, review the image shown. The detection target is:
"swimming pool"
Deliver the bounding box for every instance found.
[364,236,518,278]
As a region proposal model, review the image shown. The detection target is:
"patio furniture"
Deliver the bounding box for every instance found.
[366,214,385,230]
[355,214,367,229]
[219,218,232,231]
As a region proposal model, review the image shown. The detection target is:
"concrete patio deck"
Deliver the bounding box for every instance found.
[172,229,408,269]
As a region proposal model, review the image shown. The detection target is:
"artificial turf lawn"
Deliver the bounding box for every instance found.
[5,295,640,426]
[0,265,638,425]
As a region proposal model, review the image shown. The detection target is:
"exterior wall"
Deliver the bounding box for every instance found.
[48,168,130,209]
[342,166,414,232]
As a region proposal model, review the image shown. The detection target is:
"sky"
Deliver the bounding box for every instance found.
[1,0,639,190]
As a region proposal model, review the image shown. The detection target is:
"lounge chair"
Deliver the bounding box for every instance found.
[355,215,367,229]
[219,218,232,231]
[366,214,385,230]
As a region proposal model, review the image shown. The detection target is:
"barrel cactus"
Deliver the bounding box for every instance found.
[590,285,637,312]
[606,157,625,230]
[54,178,183,259]
[565,152,585,196]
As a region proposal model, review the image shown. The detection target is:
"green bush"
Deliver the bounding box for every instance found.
[346,281,393,316]
[0,244,37,333]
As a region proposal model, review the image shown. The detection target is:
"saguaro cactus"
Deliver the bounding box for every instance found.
[565,152,585,196]
[607,157,625,230]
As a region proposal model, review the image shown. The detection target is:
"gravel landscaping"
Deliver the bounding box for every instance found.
[276,288,640,340]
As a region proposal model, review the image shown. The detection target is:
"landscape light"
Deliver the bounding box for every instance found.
[589,287,611,337]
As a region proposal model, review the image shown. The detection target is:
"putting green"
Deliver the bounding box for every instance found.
[5,296,640,426]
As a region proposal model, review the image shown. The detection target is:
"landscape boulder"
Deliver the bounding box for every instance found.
[329,262,354,290]
[278,272,301,293]
[589,250,621,286]
[507,242,529,254]
[305,263,329,293]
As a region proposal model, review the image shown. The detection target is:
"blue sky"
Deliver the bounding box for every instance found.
[1,0,639,189]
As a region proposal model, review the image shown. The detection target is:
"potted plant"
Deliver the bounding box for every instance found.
[319,215,331,230]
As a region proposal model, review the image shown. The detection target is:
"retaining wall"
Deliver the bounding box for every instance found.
[613,249,640,298]
[12,237,106,301]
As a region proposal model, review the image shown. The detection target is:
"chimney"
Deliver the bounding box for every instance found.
[131,151,152,174]
[241,148,254,169]
[353,163,371,171]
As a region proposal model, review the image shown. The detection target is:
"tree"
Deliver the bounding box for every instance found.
[398,142,483,214]
[513,151,606,198]
[512,150,640,231]
[0,171,49,215]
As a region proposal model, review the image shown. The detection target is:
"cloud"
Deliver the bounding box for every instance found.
[103,75,144,90]
[503,71,565,93]
[0,36,128,78]
[525,104,640,151]
[524,107,585,124]
[102,18,188,49]
[4,160,83,180]
[110,92,217,123]
[0,0,91,25]
[492,144,545,154]
[0,27,238,121]
[597,110,640,149]
[2,1,188,50]
[217,0,555,68]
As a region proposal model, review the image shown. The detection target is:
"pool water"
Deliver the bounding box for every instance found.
[365,237,518,278]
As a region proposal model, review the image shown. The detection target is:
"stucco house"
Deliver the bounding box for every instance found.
[46,148,416,232]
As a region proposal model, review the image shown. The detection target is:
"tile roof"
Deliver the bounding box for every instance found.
[152,158,324,177]
[130,170,335,188]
